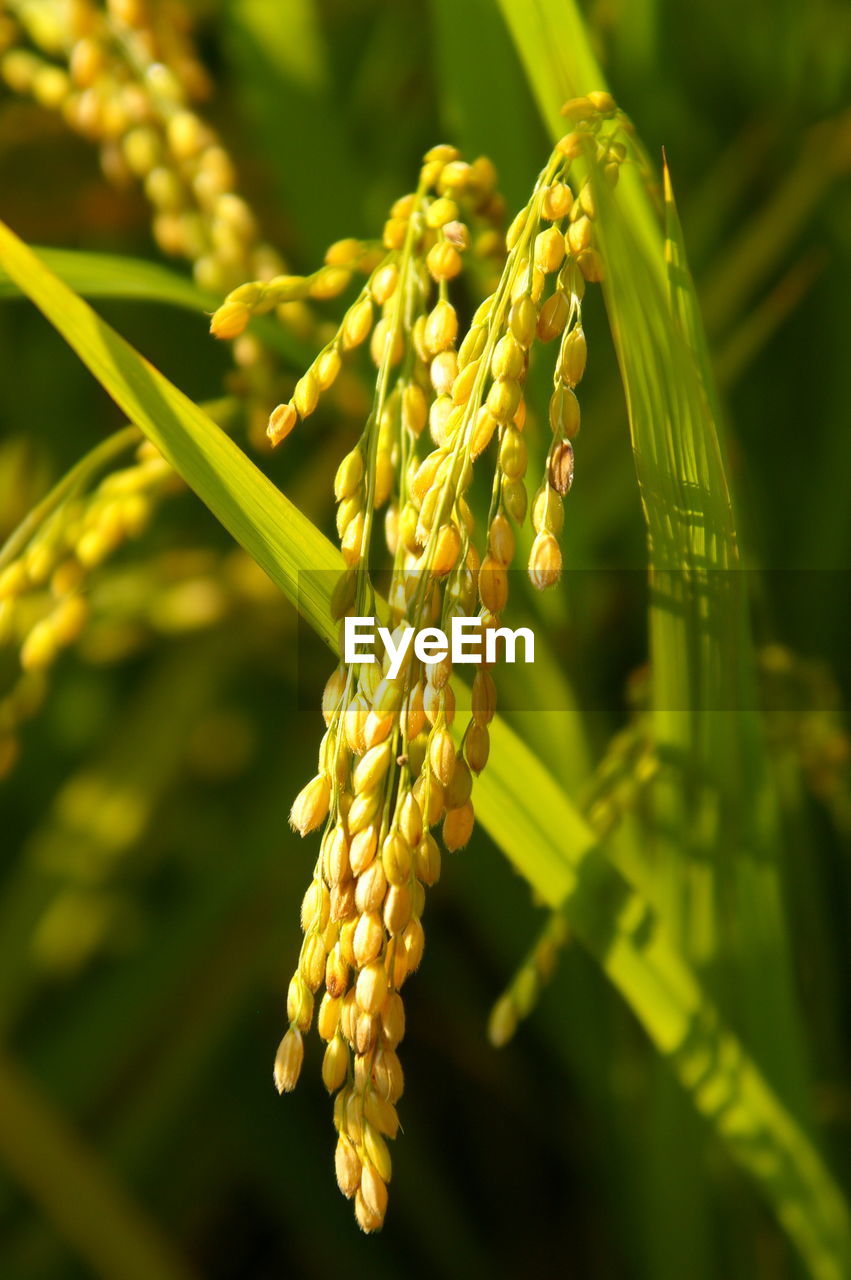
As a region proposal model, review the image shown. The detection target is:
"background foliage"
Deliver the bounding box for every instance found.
[1,2,849,1278]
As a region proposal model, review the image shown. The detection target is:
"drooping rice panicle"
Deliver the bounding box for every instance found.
[243,96,638,1231]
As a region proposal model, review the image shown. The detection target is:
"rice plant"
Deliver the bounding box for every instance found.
[0,2,849,1277]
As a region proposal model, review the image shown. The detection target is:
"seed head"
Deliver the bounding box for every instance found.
[472,669,497,724]
[383,216,408,250]
[537,291,569,342]
[423,300,458,357]
[364,707,394,748]
[414,833,441,886]
[374,676,404,716]
[491,334,525,382]
[371,317,405,367]
[273,1028,304,1093]
[426,241,463,281]
[342,296,374,349]
[326,948,350,1000]
[577,247,604,282]
[335,1134,361,1198]
[20,619,58,672]
[353,741,392,793]
[471,406,498,458]
[548,440,576,495]
[560,95,593,122]
[316,348,342,390]
[322,1036,349,1092]
[567,216,593,256]
[499,428,527,481]
[542,182,574,221]
[331,880,356,925]
[401,382,428,437]
[267,401,298,446]
[487,378,522,424]
[431,523,461,576]
[559,327,587,386]
[446,758,473,809]
[443,220,470,250]
[209,299,250,340]
[437,159,472,194]
[412,768,445,829]
[289,773,330,836]
[334,448,364,502]
[429,728,456,787]
[443,800,475,851]
[528,531,563,589]
[356,960,388,1015]
[424,196,457,229]
[317,992,342,1040]
[465,722,490,773]
[410,448,445,504]
[300,934,327,991]
[578,182,596,220]
[459,324,487,365]
[509,295,538,348]
[353,911,384,967]
[360,1162,389,1222]
[587,89,617,115]
[350,825,378,876]
[293,370,319,418]
[373,1046,405,1103]
[310,266,352,300]
[488,513,515,565]
[384,883,413,935]
[549,386,581,439]
[423,680,455,727]
[532,484,564,536]
[348,788,382,834]
[382,831,413,885]
[505,208,527,250]
[354,859,387,914]
[478,554,508,614]
[264,126,608,1230]
[355,1188,384,1234]
[430,350,458,396]
[326,237,363,266]
[371,261,399,304]
[0,561,28,601]
[301,879,330,933]
[535,225,566,274]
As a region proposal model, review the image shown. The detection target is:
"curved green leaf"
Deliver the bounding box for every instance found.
[0,246,312,364]
[0,248,218,310]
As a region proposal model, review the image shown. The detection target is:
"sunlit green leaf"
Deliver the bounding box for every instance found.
[493,5,851,1277]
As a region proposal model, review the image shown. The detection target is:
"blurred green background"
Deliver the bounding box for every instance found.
[1,1,850,1278]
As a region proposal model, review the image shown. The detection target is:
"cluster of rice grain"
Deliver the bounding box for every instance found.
[211,93,636,1230]
[0,435,180,775]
